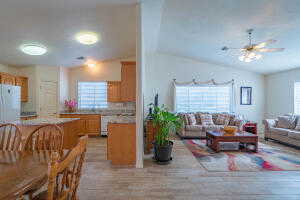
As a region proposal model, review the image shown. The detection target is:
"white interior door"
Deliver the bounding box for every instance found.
[39,81,58,118]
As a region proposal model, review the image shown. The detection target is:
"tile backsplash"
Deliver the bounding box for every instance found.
[107,102,136,111]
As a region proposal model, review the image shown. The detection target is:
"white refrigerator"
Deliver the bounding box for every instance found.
[0,84,21,122]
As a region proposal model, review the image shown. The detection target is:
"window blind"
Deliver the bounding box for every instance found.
[294,82,300,114]
[78,82,107,109]
[175,85,232,113]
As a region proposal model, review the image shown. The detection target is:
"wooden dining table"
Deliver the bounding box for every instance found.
[0,150,52,200]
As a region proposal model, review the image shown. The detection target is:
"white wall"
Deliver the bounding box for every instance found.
[59,67,70,111]
[144,53,266,130]
[265,68,300,118]
[0,64,19,75]
[68,57,135,100]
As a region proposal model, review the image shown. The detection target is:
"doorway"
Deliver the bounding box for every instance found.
[39,81,58,118]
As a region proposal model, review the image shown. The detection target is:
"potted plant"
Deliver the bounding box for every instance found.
[149,104,182,164]
[64,99,77,113]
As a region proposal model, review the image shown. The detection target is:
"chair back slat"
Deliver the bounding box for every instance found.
[0,124,22,150]
[47,136,88,200]
[24,124,63,151]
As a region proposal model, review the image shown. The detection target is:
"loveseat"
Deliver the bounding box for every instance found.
[177,112,246,139]
[263,114,300,147]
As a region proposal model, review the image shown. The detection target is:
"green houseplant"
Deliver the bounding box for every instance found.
[149,104,182,163]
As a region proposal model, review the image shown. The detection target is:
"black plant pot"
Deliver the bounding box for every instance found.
[153,141,173,164]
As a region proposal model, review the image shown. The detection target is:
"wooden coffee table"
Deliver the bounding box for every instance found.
[206,131,258,153]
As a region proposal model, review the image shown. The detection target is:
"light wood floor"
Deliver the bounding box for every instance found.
[78,136,300,200]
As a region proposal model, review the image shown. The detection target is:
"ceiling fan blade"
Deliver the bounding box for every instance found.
[254,48,284,52]
[221,46,244,51]
[254,39,277,49]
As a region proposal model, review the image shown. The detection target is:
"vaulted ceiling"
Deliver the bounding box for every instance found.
[157,0,300,74]
[2,0,300,74]
[0,0,137,67]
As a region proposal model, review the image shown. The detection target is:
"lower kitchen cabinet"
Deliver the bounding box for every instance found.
[20,116,37,120]
[60,114,101,136]
[107,123,136,165]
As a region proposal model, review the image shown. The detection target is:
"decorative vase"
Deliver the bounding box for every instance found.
[68,107,76,113]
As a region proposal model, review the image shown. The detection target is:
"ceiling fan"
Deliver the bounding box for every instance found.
[221,29,284,62]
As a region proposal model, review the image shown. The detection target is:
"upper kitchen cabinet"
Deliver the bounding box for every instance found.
[15,76,28,102]
[120,62,136,102]
[0,72,16,85]
[107,81,121,102]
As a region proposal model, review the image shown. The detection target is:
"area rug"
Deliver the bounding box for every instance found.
[183,139,300,172]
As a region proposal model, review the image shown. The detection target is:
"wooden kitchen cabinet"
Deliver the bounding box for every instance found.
[20,116,37,120]
[15,76,28,102]
[120,62,136,102]
[60,114,101,136]
[85,115,101,134]
[107,81,121,102]
[0,72,16,85]
[107,123,136,165]
[0,73,29,102]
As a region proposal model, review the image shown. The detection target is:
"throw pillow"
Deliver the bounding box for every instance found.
[187,114,197,125]
[200,114,214,126]
[277,115,296,129]
[179,114,189,125]
[194,113,202,124]
[215,114,230,126]
[294,118,300,130]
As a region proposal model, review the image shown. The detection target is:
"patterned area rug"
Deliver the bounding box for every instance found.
[183,139,300,172]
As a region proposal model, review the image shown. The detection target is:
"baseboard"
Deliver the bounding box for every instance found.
[175,132,206,140]
[265,138,300,150]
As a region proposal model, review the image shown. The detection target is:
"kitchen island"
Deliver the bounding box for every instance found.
[16,118,81,149]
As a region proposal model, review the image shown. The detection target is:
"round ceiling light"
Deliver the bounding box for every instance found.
[75,31,99,45]
[20,44,47,55]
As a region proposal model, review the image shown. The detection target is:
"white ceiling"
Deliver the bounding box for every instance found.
[0,0,138,67]
[157,0,300,74]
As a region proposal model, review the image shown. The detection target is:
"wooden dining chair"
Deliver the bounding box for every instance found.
[24,124,64,151]
[23,124,64,200]
[0,123,22,151]
[33,136,88,200]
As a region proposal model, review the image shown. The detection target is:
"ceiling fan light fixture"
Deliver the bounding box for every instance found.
[239,55,245,61]
[222,29,284,63]
[244,58,252,63]
[248,52,256,58]
[255,54,262,60]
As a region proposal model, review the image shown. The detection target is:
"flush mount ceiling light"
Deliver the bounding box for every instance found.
[20,44,47,55]
[75,31,99,45]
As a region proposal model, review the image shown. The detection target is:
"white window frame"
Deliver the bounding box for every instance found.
[77,81,108,110]
[294,82,300,114]
[175,84,234,113]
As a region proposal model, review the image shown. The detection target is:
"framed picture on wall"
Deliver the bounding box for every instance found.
[240,87,252,105]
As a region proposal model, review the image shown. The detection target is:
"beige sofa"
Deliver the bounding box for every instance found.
[177,112,245,139]
[263,117,300,147]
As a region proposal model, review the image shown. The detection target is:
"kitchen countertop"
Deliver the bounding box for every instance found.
[60,109,135,116]
[20,112,37,118]
[15,118,80,126]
